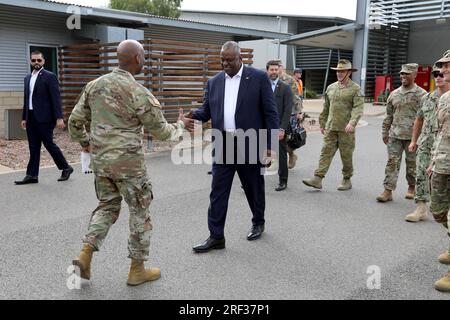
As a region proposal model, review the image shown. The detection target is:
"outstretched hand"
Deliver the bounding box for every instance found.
[179,108,195,132]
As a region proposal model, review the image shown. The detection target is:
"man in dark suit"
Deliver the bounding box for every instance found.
[15,51,73,185]
[191,41,279,252]
[266,60,293,191]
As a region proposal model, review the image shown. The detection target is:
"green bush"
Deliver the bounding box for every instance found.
[304,89,317,99]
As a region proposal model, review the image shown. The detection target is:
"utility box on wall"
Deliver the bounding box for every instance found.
[416,66,432,92]
[374,75,393,104]
[5,109,27,140]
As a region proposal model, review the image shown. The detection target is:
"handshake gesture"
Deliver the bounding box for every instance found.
[178,108,196,132]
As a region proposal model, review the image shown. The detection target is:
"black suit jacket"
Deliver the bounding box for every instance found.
[22,69,63,123]
[192,65,279,161]
[273,80,293,131]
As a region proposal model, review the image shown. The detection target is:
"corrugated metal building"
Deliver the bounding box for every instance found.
[181,10,354,95]
[183,1,450,100]
[282,0,450,99]
[0,0,289,138]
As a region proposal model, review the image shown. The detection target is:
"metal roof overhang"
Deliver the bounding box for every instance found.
[281,23,361,50]
[0,0,290,41]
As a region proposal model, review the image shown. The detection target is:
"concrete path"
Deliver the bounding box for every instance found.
[0,116,448,300]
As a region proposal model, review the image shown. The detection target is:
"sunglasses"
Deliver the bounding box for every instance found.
[31,59,43,63]
[433,72,444,78]
[399,72,412,76]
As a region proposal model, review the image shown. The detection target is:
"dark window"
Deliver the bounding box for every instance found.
[29,45,58,75]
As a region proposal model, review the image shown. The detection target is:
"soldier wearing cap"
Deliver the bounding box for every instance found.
[428,50,450,292]
[404,64,450,223]
[275,60,303,169]
[376,63,427,202]
[302,59,364,191]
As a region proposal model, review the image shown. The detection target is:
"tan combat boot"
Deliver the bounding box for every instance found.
[337,178,352,191]
[405,185,415,199]
[434,270,450,292]
[127,259,161,286]
[302,176,322,189]
[376,189,393,202]
[288,153,298,169]
[72,243,94,280]
[438,251,450,265]
[404,201,428,222]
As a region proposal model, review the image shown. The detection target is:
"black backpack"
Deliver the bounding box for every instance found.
[286,115,307,150]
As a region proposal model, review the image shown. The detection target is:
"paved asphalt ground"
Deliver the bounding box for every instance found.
[1,116,449,300]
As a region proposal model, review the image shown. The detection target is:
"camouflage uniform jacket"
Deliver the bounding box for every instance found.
[417,90,439,150]
[382,84,427,140]
[319,80,364,131]
[280,73,303,113]
[432,91,450,174]
[68,68,184,179]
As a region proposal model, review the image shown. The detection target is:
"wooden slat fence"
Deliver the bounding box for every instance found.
[58,39,254,122]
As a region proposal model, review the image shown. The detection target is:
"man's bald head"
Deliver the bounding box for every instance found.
[117,39,145,75]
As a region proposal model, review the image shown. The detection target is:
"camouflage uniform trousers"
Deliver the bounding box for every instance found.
[383,137,416,191]
[414,146,432,202]
[314,130,355,179]
[430,172,450,250]
[83,174,154,261]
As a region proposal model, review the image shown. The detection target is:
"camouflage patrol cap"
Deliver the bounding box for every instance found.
[400,63,419,74]
[432,64,440,73]
[330,59,357,72]
[435,50,450,68]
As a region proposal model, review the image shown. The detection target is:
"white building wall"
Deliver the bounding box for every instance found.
[181,12,289,32]
[181,12,292,70]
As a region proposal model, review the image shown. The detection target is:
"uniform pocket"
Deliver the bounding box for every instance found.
[135,177,153,209]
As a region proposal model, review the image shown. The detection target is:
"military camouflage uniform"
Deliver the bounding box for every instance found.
[280,72,303,114]
[414,91,440,202]
[381,84,427,190]
[314,79,364,178]
[68,68,184,261]
[430,91,450,241]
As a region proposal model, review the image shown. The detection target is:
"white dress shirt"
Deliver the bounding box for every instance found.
[271,78,279,92]
[29,70,40,110]
[223,64,244,131]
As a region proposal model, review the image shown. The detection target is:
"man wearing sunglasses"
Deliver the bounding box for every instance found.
[377,63,427,202]
[428,50,450,292]
[15,51,73,185]
[405,65,450,223]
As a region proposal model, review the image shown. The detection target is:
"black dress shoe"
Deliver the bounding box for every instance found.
[275,182,287,191]
[247,224,265,241]
[207,170,212,175]
[193,236,225,253]
[58,166,74,181]
[14,175,38,185]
